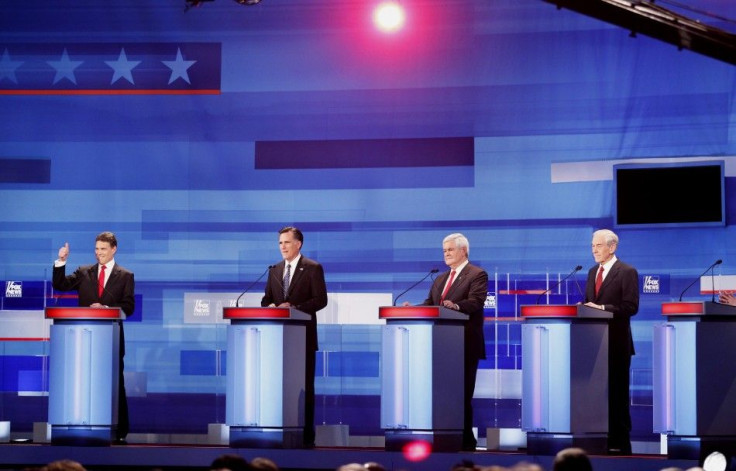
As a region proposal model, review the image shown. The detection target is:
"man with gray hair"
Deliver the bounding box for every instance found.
[407,232,489,450]
[584,229,639,455]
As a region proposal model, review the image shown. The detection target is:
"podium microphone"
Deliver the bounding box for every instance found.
[394,269,439,306]
[536,265,583,304]
[679,259,722,302]
[236,265,274,307]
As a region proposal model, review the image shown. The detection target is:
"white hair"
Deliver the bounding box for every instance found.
[443,233,470,255]
[593,229,619,247]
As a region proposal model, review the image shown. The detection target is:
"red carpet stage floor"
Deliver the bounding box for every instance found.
[0,443,699,471]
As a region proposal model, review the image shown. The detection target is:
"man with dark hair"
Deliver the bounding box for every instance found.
[53,231,135,443]
[262,226,328,448]
[553,447,593,471]
[210,453,251,471]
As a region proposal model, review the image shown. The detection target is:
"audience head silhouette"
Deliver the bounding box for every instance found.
[553,448,593,471]
[250,457,279,471]
[44,460,87,471]
[210,453,251,471]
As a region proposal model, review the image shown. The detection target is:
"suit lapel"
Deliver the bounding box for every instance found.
[444,265,468,300]
[107,266,119,288]
[288,258,305,295]
[598,261,620,297]
[88,265,101,300]
[280,258,303,297]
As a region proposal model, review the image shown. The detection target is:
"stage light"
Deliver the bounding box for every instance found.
[402,440,431,462]
[703,451,728,471]
[234,0,262,4]
[373,1,406,33]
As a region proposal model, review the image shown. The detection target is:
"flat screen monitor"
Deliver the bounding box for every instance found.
[614,160,725,228]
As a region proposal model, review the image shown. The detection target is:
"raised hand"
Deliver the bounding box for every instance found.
[58,242,70,262]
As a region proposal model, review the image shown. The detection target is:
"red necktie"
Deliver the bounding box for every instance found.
[440,270,456,303]
[98,264,106,298]
[594,265,604,296]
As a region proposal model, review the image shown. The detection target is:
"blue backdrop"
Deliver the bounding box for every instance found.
[1,0,735,443]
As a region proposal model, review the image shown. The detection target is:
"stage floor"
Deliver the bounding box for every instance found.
[0,443,699,471]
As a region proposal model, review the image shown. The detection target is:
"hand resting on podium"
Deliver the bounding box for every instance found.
[719,291,736,306]
[402,300,460,310]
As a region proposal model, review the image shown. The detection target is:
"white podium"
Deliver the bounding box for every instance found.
[655,301,736,461]
[46,306,122,446]
[379,306,468,452]
[520,304,612,455]
[224,306,310,448]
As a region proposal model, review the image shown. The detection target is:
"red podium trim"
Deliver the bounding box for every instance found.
[379,306,441,319]
[661,302,705,316]
[223,307,290,319]
[45,307,121,319]
[520,305,578,318]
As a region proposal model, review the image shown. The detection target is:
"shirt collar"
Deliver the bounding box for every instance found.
[600,255,617,272]
[285,253,301,270]
[452,259,469,274]
[100,259,116,271]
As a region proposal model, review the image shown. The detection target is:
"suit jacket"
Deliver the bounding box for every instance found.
[53,262,136,317]
[421,262,488,361]
[261,255,328,352]
[584,259,639,356]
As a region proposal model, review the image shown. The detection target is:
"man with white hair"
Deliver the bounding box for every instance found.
[407,233,488,450]
[584,229,639,455]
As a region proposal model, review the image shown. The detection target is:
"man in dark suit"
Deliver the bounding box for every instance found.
[53,231,135,444]
[583,229,639,455]
[409,233,488,451]
[261,226,328,448]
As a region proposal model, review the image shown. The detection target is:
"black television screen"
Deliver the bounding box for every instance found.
[614,161,725,228]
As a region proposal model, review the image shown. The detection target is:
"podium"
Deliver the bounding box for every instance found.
[520,304,612,455]
[654,301,736,460]
[45,306,122,446]
[223,307,310,448]
[378,306,468,452]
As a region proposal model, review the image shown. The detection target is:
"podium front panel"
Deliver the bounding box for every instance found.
[521,317,608,436]
[653,319,736,437]
[226,323,306,428]
[380,321,463,431]
[48,321,120,428]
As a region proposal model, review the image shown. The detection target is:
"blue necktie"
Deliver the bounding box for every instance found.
[283,263,291,299]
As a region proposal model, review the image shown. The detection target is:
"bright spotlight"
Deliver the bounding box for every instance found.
[373,2,406,33]
[402,440,431,462]
[703,451,729,471]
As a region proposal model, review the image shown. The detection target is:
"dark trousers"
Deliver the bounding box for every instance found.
[608,351,632,452]
[304,349,316,446]
[463,357,480,447]
[117,322,129,440]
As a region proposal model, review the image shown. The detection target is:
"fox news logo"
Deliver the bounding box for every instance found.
[193,299,210,316]
[643,276,660,294]
[484,292,496,308]
[5,281,22,298]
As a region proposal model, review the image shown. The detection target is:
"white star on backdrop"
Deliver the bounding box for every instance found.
[105,48,141,85]
[162,48,196,85]
[47,49,83,85]
[0,49,24,84]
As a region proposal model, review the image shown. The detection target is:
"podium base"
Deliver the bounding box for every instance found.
[668,435,736,462]
[50,426,112,446]
[384,430,463,452]
[526,432,607,456]
[229,427,304,449]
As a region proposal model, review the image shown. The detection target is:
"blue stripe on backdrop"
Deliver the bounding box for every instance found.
[0,159,50,183]
[255,137,474,169]
[2,0,736,442]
